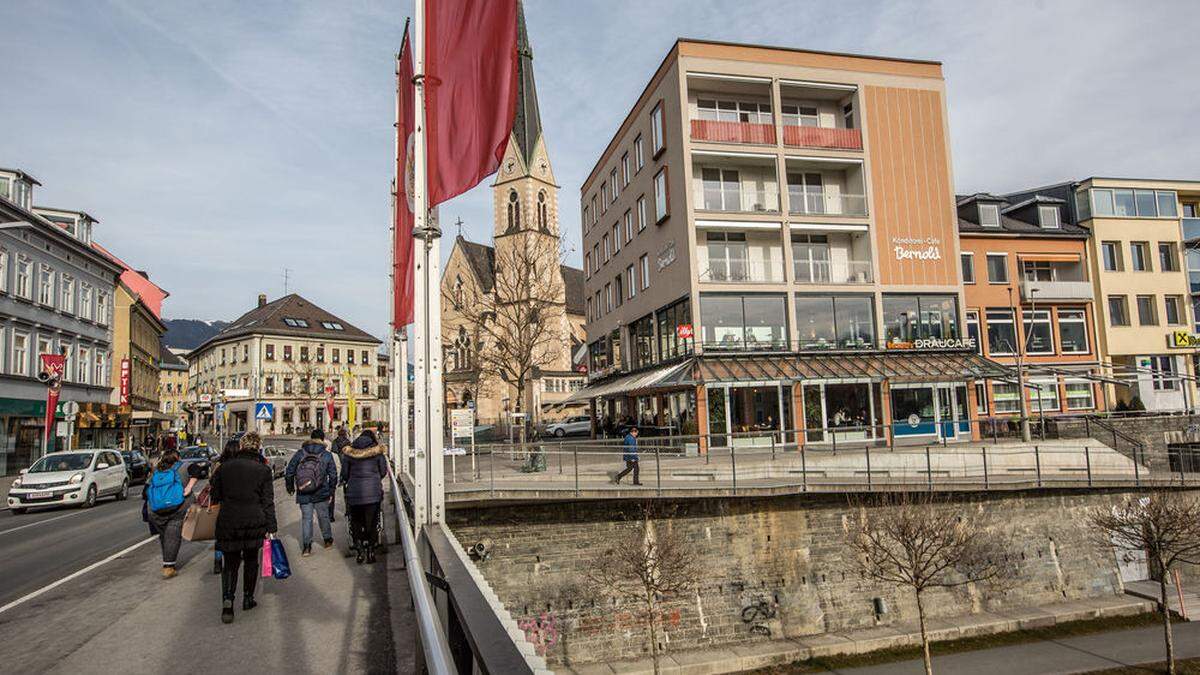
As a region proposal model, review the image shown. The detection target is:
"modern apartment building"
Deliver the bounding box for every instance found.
[188,294,381,435]
[957,193,1104,418]
[1008,179,1199,411]
[0,168,123,474]
[572,40,1005,447]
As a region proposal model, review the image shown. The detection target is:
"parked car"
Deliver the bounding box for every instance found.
[177,445,217,479]
[262,446,292,478]
[7,449,129,514]
[121,449,151,484]
[544,415,593,438]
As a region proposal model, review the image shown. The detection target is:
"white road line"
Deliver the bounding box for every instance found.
[0,509,93,537]
[0,536,156,616]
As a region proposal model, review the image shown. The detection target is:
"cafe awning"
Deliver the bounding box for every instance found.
[560,361,695,404]
[696,351,1013,384]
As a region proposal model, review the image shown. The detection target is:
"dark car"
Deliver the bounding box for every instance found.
[178,445,216,478]
[121,450,151,484]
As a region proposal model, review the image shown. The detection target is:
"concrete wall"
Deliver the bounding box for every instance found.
[449,490,1141,666]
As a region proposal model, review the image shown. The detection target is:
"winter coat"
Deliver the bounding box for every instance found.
[285,442,338,504]
[332,433,351,456]
[211,450,278,552]
[340,434,388,507]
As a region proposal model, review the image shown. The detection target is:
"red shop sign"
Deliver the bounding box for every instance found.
[676,324,694,340]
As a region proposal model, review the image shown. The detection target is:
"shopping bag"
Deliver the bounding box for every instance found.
[261,538,274,578]
[181,504,219,541]
[270,538,291,580]
[195,484,212,509]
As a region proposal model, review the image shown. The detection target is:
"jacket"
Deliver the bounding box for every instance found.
[340,434,388,507]
[332,433,351,455]
[623,433,639,462]
[211,451,278,551]
[285,442,338,504]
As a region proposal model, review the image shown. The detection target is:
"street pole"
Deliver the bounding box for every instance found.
[399,330,410,474]
[1008,286,1032,442]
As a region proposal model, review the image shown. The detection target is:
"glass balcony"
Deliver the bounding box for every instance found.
[788,191,867,216]
[794,259,873,285]
[693,157,780,214]
[785,157,868,217]
[699,259,785,284]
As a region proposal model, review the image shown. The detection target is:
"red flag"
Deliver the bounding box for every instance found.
[424,0,518,207]
[39,353,66,449]
[393,27,416,327]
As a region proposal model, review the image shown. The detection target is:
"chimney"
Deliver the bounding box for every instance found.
[257,293,267,308]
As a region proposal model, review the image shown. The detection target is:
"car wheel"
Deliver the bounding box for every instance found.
[116,480,129,501]
[12,508,27,515]
[554,428,566,438]
[82,484,97,508]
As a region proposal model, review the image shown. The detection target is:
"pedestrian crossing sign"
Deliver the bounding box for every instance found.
[255,402,274,421]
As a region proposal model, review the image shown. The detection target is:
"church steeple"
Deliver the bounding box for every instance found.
[512,0,542,171]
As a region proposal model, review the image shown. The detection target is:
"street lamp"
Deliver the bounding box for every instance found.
[1007,286,1033,442]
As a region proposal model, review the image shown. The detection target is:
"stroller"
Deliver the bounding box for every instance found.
[344,491,388,555]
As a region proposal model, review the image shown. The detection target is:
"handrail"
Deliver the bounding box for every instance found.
[388,467,455,675]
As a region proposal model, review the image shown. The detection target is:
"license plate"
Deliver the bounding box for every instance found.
[30,491,53,499]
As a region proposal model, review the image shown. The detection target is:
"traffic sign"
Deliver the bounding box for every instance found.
[255,402,275,421]
[62,401,80,416]
[215,402,227,413]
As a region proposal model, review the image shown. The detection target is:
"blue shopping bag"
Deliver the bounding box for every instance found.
[270,538,291,580]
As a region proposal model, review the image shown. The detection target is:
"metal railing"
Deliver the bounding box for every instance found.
[793,258,873,284]
[698,260,785,283]
[787,191,868,216]
[696,187,780,213]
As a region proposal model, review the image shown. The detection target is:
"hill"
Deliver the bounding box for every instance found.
[162,319,229,351]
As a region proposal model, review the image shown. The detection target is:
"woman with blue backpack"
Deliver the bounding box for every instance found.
[145,448,202,579]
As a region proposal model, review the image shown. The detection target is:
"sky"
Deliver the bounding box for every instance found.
[2,0,1198,341]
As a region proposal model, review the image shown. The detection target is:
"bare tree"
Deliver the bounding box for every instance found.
[587,502,699,675]
[284,358,333,431]
[1089,491,1200,675]
[846,493,1011,675]
[444,235,566,422]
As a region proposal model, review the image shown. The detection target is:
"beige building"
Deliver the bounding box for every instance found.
[111,280,168,444]
[440,6,586,427]
[187,294,381,435]
[158,346,189,432]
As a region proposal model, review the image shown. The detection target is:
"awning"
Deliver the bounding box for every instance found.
[697,351,1012,384]
[1017,252,1081,263]
[560,361,694,404]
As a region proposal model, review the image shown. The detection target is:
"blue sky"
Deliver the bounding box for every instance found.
[2,0,1198,341]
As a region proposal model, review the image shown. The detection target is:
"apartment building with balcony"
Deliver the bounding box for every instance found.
[1008,178,1199,412]
[570,40,1006,448]
[957,193,1104,418]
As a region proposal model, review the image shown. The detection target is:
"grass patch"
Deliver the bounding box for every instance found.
[749,611,1164,673]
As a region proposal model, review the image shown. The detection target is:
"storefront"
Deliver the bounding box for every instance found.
[889,383,972,441]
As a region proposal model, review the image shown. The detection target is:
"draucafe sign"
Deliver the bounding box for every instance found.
[888,336,977,351]
[892,236,942,262]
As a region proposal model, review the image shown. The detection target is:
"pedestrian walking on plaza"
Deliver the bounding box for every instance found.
[211,432,278,624]
[205,440,241,575]
[285,429,338,556]
[340,429,388,565]
[329,426,351,522]
[614,427,642,485]
[145,449,202,578]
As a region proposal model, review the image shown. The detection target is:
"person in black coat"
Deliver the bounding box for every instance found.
[210,431,277,624]
[340,429,388,564]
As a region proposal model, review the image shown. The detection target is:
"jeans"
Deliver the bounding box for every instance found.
[615,459,640,484]
[348,502,381,548]
[299,500,332,548]
[221,544,261,601]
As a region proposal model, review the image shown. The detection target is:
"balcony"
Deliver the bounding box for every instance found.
[788,191,868,217]
[698,260,785,284]
[794,259,873,285]
[785,156,868,218]
[782,125,862,151]
[693,154,780,215]
[691,119,776,145]
[699,230,784,284]
[779,79,860,152]
[1184,218,1200,242]
[1020,280,1094,302]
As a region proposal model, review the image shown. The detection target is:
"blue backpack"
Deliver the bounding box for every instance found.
[147,468,184,514]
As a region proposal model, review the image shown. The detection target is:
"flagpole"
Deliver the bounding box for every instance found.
[390,38,409,480]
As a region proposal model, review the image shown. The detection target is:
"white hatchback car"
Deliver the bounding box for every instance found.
[7,449,130,514]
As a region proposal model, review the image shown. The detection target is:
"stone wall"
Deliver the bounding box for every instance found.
[1052,414,1200,471]
[448,490,1157,666]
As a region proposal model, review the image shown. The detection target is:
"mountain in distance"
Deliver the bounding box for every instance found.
[162,319,229,351]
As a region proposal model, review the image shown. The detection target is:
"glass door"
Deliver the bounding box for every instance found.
[937,387,957,440]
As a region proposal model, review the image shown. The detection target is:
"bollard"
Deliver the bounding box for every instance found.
[731,445,738,496]
[925,445,933,491]
[982,445,989,490]
[574,445,580,497]
[1034,445,1042,487]
[1085,445,1092,487]
[865,444,872,490]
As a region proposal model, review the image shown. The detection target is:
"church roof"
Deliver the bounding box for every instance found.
[454,236,585,316]
[512,0,542,166]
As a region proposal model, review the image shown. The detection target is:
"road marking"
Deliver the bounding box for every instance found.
[0,509,94,537]
[0,536,156,616]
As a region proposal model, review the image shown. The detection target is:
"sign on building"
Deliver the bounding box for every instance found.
[1168,331,1200,349]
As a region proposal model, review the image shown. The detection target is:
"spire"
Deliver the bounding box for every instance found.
[512,0,542,166]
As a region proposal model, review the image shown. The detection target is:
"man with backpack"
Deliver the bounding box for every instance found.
[285,429,338,556]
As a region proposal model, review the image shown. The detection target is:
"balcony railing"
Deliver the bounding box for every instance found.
[793,259,873,284]
[690,119,776,145]
[788,192,868,216]
[699,260,785,284]
[697,188,780,213]
[1020,279,1093,302]
[782,125,862,151]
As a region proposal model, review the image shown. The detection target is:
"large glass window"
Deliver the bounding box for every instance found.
[1065,381,1095,410]
[631,314,655,369]
[705,231,747,281]
[1114,189,1136,217]
[1151,356,1179,391]
[793,295,875,350]
[791,233,831,283]
[656,298,693,361]
[701,294,788,349]
[701,168,741,211]
[1029,380,1059,413]
[882,295,959,344]
[1057,309,1089,353]
[891,388,935,425]
[986,309,1017,355]
[1022,310,1054,354]
[992,383,1020,414]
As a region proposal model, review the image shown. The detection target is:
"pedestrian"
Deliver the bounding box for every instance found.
[285,429,338,556]
[210,431,277,624]
[340,429,388,564]
[145,448,203,578]
[206,440,241,575]
[614,426,641,485]
[329,426,351,523]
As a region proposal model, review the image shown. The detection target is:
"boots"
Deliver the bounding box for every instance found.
[355,542,365,565]
[366,543,377,565]
[221,599,234,624]
[243,595,257,611]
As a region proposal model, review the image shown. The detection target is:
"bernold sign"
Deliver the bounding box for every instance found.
[1168,331,1200,349]
[892,236,943,262]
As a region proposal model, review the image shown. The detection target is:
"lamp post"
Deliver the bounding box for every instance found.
[1008,286,1032,442]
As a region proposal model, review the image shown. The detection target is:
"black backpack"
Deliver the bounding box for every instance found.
[295,453,325,494]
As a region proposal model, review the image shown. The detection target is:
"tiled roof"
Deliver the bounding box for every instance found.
[92,242,169,319]
[957,216,1088,237]
[192,294,379,355]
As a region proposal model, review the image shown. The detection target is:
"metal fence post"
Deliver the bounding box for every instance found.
[1085,445,1092,487]
[982,445,989,490]
[1084,416,1091,440]
[771,434,776,462]
[1181,449,1187,487]
[489,449,495,498]
[1135,446,1141,487]
[574,445,580,497]
[705,434,711,465]
[731,445,738,496]
[1034,445,1042,488]
[800,442,808,492]
[559,441,564,475]
[865,444,872,490]
[925,445,933,491]
[831,429,838,456]
[655,444,662,496]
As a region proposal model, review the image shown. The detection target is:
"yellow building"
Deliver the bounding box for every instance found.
[158,347,189,433]
[110,280,169,446]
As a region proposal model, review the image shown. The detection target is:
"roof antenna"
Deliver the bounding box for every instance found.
[283,267,292,295]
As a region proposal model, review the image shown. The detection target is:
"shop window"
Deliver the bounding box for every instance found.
[794,295,874,350]
[700,293,788,350]
[882,294,959,344]
[985,309,1017,355]
[631,313,655,369]
[1029,380,1059,413]
[1151,356,1179,391]
[992,383,1020,414]
[655,297,693,361]
[1065,381,1095,410]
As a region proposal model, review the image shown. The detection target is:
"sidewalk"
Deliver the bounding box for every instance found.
[561,595,1153,674]
[46,487,408,674]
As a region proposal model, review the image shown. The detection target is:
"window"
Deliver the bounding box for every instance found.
[701,168,741,211]
[316,346,325,362]
[610,169,619,201]
[79,284,93,321]
[283,345,293,361]
[265,343,275,360]
[537,191,548,232]
[590,196,598,226]
[843,102,855,129]
[603,234,611,262]
[882,295,959,343]
[791,234,830,283]
[506,190,521,232]
[584,253,591,279]
[37,265,53,306]
[626,265,636,300]
[321,321,344,330]
[1158,191,1179,217]
[1136,295,1157,325]
[1038,205,1060,229]
[697,99,772,124]
[780,103,818,127]
[15,256,31,299]
[1075,190,1092,220]
[582,206,589,233]
[347,350,355,364]
[362,350,370,365]
[621,153,630,186]
[265,377,275,394]
[282,317,309,328]
[1092,188,1115,216]
[12,332,29,376]
[1022,310,1054,354]
[614,274,623,308]
[1114,189,1136,217]
[986,253,1009,283]
[650,101,665,155]
[332,348,341,364]
[611,224,620,254]
[95,351,106,387]
[1022,261,1054,282]
[966,310,982,354]
[793,295,875,349]
[604,283,613,312]
[1151,356,1179,391]
[1108,296,1129,326]
[653,167,669,223]
[1159,242,1180,272]
[361,379,371,395]
[97,292,108,326]
[1029,379,1059,413]
[637,195,648,231]
[1165,295,1184,325]
[639,254,650,290]
[591,244,599,272]
[623,210,633,243]
[985,309,1017,355]
[992,383,1020,414]
[700,294,788,348]
[960,253,975,284]
[634,135,644,170]
[0,249,7,293]
[1130,242,1150,271]
[705,232,748,282]
[979,203,1000,227]
[283,377,293,394]
[1065,381,1094,410]
[1101,242,1123,271]
[1057,309,1089,353]
[299,346,309,362]
[656,297,693,360]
